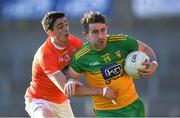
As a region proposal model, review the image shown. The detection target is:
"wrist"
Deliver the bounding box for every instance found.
[66,78,75,83]
[67,77,75,81]
[151,60,158,66]
[103,87,108,97]
[97,88,103,96]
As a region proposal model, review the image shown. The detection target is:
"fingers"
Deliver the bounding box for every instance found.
[64,84,70,97]
[138,68,150,73]
[138,62,155,78]
[64,85,69,96]
[104,87,117,105]
[64,80,83,97]
[64,81,75,97]
[104,87,117,100]
[138,70,151,78]
[68,83,73,96]
[102,87,118,105]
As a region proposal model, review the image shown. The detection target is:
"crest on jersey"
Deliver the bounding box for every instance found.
[64,54,70,62]
[115,51,121,58]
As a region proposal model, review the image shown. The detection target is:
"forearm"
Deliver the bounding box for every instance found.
[74,86,103,97]
[51,78,66,93]
[143,46,157,62]
[138,40,157,62]
[49,71,66,93]
[138,40,158,76]
[143,46,158,74]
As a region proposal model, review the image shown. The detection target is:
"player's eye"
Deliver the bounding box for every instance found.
[92,30,99,34]
[58,25,63,29]
[101,28,106,33]
[65,23,68,26]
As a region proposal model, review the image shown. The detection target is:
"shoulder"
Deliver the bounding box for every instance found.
[74,42,91,60]
[36,39,55,59]
[68,34,82,42]
[68,34,83,47]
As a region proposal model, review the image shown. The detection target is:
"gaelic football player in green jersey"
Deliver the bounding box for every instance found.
[64,11,158,117]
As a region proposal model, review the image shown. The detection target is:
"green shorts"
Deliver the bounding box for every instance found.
[95,98,145,117]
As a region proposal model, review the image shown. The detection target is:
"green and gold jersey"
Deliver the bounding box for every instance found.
[71,34,139,110]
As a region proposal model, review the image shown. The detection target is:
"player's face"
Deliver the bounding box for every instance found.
[86,23,107,51]
[52,17,69,43]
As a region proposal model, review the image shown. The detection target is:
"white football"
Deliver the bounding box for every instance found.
[124,51,150,79]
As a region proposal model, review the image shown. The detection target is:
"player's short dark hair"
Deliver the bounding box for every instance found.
[42,11,65,32]
[81,11,106,33]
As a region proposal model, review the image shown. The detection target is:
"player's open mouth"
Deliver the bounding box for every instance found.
[99,41,105,44]
[65,34,69,38]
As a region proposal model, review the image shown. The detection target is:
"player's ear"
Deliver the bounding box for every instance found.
[82,31,88,40]
[47,30,54,36]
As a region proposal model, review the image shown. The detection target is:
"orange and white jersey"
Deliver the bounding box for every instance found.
[25,34,83,103]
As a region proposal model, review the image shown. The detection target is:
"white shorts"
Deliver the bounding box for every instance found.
[25,98,74,118]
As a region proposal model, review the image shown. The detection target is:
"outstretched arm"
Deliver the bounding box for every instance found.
[49,70,67,94]
[64,66,117,100]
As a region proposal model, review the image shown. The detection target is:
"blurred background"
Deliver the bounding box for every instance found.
[0,0,180,117]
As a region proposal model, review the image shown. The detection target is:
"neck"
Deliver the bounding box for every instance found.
[51,37,67,50]
[92,45,105,51]
[90,43,107,51]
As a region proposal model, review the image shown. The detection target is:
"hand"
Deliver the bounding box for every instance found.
[138,61,158,78]
[103,87,117,100]
[64,79,83,97]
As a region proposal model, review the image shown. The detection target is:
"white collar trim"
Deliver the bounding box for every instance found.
[50,37,67,50]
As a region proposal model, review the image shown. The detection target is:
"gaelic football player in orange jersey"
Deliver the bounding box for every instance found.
[24,11,84,117]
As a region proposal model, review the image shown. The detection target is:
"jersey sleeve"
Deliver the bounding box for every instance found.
[123,35,138,52]
[69,34,83,50]
[108,34,138,52]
